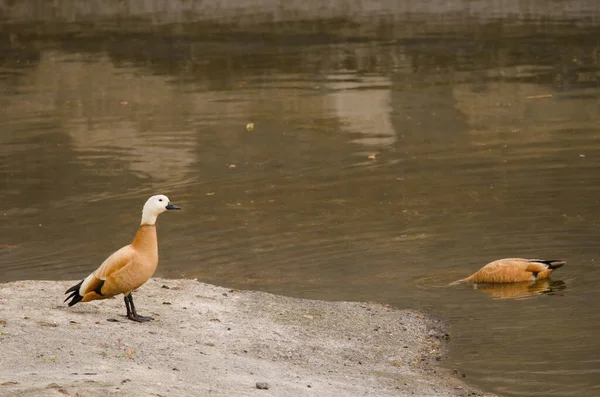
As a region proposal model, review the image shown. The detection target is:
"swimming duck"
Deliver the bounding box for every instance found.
[65,194,180,322]
[460,258,565,284]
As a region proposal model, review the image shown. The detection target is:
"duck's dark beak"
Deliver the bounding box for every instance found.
[166,203,181,210]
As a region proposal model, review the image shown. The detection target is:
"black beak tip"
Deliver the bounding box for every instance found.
[166,203,181,210]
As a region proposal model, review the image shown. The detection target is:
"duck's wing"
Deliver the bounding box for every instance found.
[64,246,133,305]
[464,258,531,283]
[78,246,133,301]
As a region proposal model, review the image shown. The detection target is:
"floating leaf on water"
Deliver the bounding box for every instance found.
[246,123,254,131]
[394,233,430,241]
[368,153,378,160]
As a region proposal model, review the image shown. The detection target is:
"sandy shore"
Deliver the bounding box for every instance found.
[0,278,494,397]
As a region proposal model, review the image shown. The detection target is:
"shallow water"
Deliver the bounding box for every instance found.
[2,16,600,397]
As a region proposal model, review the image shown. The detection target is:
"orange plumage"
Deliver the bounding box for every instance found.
[64,195,180,322]
[461,258,565,284]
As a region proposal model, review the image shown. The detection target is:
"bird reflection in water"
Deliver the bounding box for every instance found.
[471,279,566,300]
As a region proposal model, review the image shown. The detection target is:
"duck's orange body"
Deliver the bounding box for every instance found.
[76,225,159,303]
[64,194,180,322]
[462,258,565,283]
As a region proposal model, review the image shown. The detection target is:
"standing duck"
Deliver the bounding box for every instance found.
[459,258,565,284]
[65,194,180,322]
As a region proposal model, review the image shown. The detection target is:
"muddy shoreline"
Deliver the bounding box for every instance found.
[0,278,494,397]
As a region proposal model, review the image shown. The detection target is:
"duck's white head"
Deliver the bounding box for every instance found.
[140,194,181,225]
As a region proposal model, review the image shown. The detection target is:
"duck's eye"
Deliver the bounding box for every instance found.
[159,198,163,202]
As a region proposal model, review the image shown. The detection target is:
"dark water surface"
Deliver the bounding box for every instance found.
[2,16,600,397]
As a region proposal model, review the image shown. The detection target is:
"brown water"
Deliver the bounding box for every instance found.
[2,18,600,397]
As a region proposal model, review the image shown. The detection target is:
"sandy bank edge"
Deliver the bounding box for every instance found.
[0,278,495,397]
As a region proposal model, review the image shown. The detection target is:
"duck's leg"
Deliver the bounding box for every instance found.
[124,293,154,322]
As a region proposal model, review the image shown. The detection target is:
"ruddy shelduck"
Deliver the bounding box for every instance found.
[65,194,181,322]
[460,258,565,283]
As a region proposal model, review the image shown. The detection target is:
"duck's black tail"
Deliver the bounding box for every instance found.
[531,259,566,270]
[64,280,84,306]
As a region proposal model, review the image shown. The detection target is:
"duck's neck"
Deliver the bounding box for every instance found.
[131,224,158,257]
[141,209,158,226]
